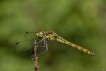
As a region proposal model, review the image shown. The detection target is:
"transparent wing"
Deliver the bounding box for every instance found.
[23,32,48,56]
[24,32,37,40]
[12,32,41,57]
[47,40,59,51]
[36,41,48,56]
[13,39,34,57]
[13,40,45,57]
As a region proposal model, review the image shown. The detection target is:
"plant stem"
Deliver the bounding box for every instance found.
[33,40,39,71]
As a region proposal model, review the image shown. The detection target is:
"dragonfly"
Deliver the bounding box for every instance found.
[36,30,95,55]
[15,30,95,56]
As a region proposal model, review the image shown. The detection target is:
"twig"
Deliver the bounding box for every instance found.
[33,40,39,71]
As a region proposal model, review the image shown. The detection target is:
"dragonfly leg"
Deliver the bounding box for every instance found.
[43,40,48,53]
[37,40,48,56]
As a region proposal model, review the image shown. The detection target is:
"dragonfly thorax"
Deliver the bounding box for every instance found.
[45,34,57,40]
[45,31,58,40]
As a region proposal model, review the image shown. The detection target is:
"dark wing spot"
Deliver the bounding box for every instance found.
[36,40,39,42]
[26,50,30,53]
[25,32,29,34]
[15,42,19,45]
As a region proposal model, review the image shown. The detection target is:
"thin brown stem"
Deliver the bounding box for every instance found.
[33,40,39,71]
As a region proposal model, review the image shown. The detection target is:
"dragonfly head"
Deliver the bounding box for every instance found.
[36,30,44,38]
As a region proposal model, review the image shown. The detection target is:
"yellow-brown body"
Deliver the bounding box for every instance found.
[36,30,95,56]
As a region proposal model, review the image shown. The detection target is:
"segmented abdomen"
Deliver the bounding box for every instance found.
[57,36,95,56]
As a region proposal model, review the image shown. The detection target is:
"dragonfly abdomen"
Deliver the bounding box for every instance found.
[57,36,95,56]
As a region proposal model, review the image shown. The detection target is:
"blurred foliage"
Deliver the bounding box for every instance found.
[0,0,106,71]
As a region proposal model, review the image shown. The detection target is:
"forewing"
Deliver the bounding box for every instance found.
[13,39,34,57]
[24,32,37,40]
[13,31,47,57]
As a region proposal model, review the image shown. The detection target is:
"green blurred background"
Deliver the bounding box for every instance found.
[0,0,106,71]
